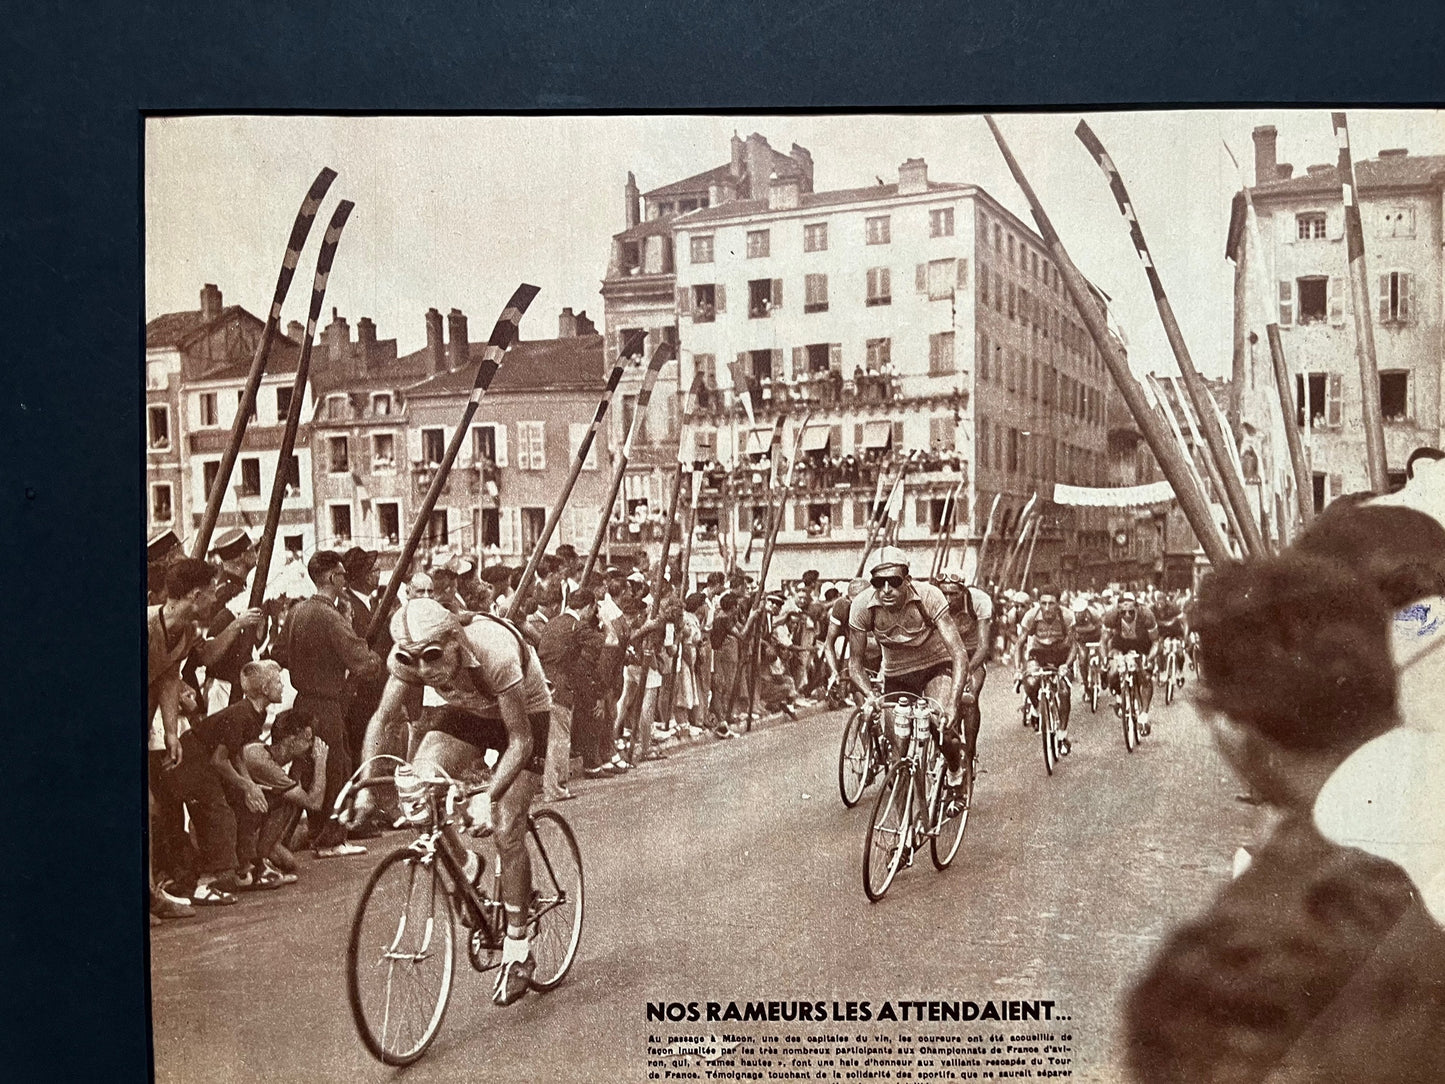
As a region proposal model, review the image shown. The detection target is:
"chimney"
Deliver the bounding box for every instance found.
[1252,125,1278,185]
[767,172,801,211]
[1276,164,1294,180]
[898,157,928,196]
[625,171,640,229]
[446,308,469,371]
[790,143,815,193]
[286,319,306,343]
[356,317,377,366]
[558,307,578,339]
[574,310,597,336]
[199,283,223,321]
[730,131,744,178]
[325,306,350,362]
[1379,147,1409,158]
[708,176,737,207]
[742,133,773,199]
[425,307,445,375]
[1306,164,1333,176]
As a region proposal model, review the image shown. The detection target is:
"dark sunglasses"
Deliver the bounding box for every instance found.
[871,575,905,590]
[394,644,447,668]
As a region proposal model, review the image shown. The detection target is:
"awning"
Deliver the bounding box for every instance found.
[800,425,831,452]
[745,428,773,455]
[862,420,892,449]
[1051,480,1175,508]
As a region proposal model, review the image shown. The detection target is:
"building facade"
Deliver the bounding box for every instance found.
[1228,126,1444,514]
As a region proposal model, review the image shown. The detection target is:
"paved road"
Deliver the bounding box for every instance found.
[151,664,1260,1083]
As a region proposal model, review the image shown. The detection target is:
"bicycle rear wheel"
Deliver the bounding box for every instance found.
[863,766,912,902]
[1041,690,1058,776]
[347,846,456,1067]
[838,708,872,808]
[527,809,584,991]
[1087,663,1099,713]
[930,757,970,869]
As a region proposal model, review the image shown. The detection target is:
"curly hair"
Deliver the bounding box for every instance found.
[1193,554,1396,752]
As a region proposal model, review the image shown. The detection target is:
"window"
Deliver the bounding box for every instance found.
[805,343,831,374]
[472,423,499,465]
[568,422,599,470]
[1379,371,1411,422]
[929,415,956,452]
[1296,276,1328,324]
[479,508,501,547]
[865,216,891,245]
[978,333,990,381]
[1381,207,1415,238]
[993,271,1003,313]
[1296,212,1327,240]
[1295,371,1343,428]
[202,459,220,500]
[993,224,1002,253]
[280,454,301,496]
[1312,472,1328,515]
[330,503,353,543]
[1007,282,1016,320]
[748,278,780,318]
[1278,280,1294,326]
[926,259,956,301]
[516,421,546,470]
[521,507,547,554]
[865,267,891,306]
[239,457,262,496]
[924,496,955,534]
[371,432,396,471]
[371,393,392,416]
[276,386,293,420]
[690,283,719,322]
[929,207,954,237]
[425,509,447,547]
[421,428,445,465]
[151,483,173,524]
[199,392,218,427]
[328,435,350,473]
[750,349,775,381]
[1379,271,1413,324]
[803,223,828,252]
[690,234,715,263]
[928,332,956,376]
[1007,234,1016,265]
[804,273,829,313]
[979,260,990,306]
[1030,252,1039,278]
[746,229,770,258]
[236,390,257,422]
[326,394,348,421]
[147,405,170,449]
[147,359,168,390]
[979,417,990,468]
[866,338,891,372]
[377,502,400,546]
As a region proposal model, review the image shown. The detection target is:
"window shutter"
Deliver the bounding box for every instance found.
[892,420,904,448]
[1278,280,1293,326]
[1379,274,1391,322]
[854,423,863,448]
[498,506,515,553]
[830,423,842,451]
[979,263,989,304]
[1329,277,1344,323]
[1407,371,1417,421]
[916,263,928,293]
[771,279,783,309]
[791,346,806,380]
[793,500,805,531]
[1277,212,1295,246]
[957,257,969,288]
[1327,207,1344,241]
[1400,273,1412,322]
[677,286,691,315]
[770,349,782,379]
[1327,373,1343,427]
[493,424,508,467]
[829,343,843,373]
[714,284,726,313]
[408,427,424,465]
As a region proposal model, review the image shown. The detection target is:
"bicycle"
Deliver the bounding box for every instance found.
[1033,666,1069,776]
[861,694,971,902]
[1116,653,1148,752]
[337,763,584,1066]
[1079,642,1104,713]
[837,669,888,808]
[1185,631,1201,675]
[1160,637,1186,705]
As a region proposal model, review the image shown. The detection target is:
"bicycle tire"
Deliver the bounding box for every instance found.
[527,809,584,991]
[1164,655,1176,705]
[838,708,872,808]
[346,845,456,1067]
[1087,663,1099,713]
[1040,686,1058,775]
[1122,681,1139,752]
[863,766,912,902]
[929,757,969,869]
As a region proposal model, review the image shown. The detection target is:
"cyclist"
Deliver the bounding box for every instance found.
[1102,591,1160,735]
[1153,590,1188,687]
[1071,595,1104,689]
[353,597,552,1007]
[824,578,877,703]
[1015,588,1078,753]
[847,546,973,799]
[933,570,992,774]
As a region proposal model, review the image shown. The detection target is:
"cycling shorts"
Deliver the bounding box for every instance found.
[883,660,953,699]
[1113,640,1152,657]
[1027,642,1071,668]
[428,705,550,774]
[1158,625,1185,642]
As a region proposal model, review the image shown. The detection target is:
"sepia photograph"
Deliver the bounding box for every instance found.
[144,109,1445,1082]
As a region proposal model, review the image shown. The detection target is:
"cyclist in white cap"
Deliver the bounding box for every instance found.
[354,597,552,1007]
[847,546,973,796]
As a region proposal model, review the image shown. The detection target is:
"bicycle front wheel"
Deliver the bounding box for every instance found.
[527,809,584,991]
[346,846,456,1067]
[863,766,912,902]
[1041,691,1058,776]
[1122,683,1139,752]
[838,708,872,808]
[930,758,970,869]
[1164,656,1176,704]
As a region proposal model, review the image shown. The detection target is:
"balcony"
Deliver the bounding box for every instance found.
[410,461,498,504]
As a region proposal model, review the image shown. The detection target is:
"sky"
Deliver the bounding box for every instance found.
[145,110,1442,379]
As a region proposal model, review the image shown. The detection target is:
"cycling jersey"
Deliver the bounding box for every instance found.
[1020,603,1074,647]
[1104,606,1157,652]
[947,586,994,654]
[848,580,952,677]
[1074,610,1103,643]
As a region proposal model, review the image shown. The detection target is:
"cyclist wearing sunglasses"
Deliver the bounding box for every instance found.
[847,547,973,792]
[1016,589,1078,752]
[353,597,553,1007]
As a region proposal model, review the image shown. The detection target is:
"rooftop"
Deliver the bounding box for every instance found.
[677,180,970,227]
[403,334,607,397]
